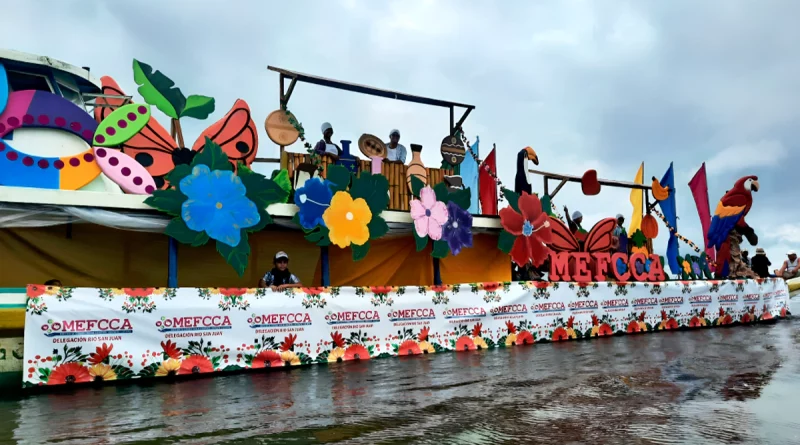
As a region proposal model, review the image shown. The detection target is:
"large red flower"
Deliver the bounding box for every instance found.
[180,355,214,374]
[219,288,247,296]
[160,340,182,360]
[626,320,642,333]
[27,284,47,298]
[597,324,614,336]
[48,363,91,385]
[302,287,324,296]
[88,343,113,365]
[499,192,553,267]
[552,326,570,341]
[455,336,476,351]
[124,288,155,297]
[344,344,370,361]
[398,340,421,356]
[516,331,535,345]
[252,350,283,368]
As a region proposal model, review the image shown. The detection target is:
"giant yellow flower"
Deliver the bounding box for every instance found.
[323,192,372,248]
[89,364,117,381]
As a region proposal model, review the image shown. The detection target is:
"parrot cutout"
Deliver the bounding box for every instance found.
[706,175,759,277]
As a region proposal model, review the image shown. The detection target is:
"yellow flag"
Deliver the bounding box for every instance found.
[629,163,644,233]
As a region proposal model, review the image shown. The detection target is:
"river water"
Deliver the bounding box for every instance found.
[1,318,799,444]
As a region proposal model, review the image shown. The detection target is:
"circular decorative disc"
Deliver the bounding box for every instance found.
[265,110,300,146]
[358,133,386,158]
[440,134,466,166]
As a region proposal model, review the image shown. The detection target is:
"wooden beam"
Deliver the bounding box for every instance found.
[528,168,652,190]
[453,107,473,135]
[549,178,569,199]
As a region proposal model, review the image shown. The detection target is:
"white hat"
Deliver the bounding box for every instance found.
[321,122,332,133]
[572,211,582,220]
[274,251,289,260]
[616,214,624,219]
[788,250,796,256]
[390,129,400,137]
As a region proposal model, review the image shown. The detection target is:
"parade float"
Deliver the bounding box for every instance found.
[0,50,789,389]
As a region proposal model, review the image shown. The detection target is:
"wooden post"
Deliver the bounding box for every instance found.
[168,238,178,287]
[321,246,330,286]
[433,258,442,285]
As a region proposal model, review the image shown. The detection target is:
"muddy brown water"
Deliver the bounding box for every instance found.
[1,318,799,444]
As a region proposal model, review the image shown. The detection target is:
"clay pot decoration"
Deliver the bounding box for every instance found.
[440,134,466,166]
[581,169,601,195]
[264,109,300,146]
[358,133,386,159]
[406,144,428,190]
[641,214,659,239]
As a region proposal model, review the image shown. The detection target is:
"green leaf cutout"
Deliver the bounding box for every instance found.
[498,230,516,254]
[165,164,192,186]
[410,175,425,198]
[304,228,325,243]
[503,188,520,212]
[165,218,209,247]
[315,227,332,247]
[270,169,292,203]
[541,194,553,215]
[216,231,251,277]
[631,229,647,248]
[180,94,215,120]
[240,169,287,208]
[414,229,428,252]
[144,189,187,217]
[192,137,233,171]
[433,182,449,203]
[132,59,186,119]
[94,103,151,147]
[447,187,471,210]
[327,165,351,192]
[368,217,389,240]
[350,172,390,215]
[352,242,370,261]
[432,240,450,259]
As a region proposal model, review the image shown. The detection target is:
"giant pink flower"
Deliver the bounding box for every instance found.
[499,192,553,267]
[410,186,448,240]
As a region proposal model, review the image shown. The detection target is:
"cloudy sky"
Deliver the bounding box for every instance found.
[4,0,799,271]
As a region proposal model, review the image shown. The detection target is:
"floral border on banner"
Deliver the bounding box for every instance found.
[22,279,791,388]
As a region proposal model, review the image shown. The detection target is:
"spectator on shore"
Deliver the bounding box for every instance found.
[750,248,772,278]
[776,250,800,280]
[259,251,303,291]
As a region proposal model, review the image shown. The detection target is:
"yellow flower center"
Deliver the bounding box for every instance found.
[216,202,223,209]
[345,212,354,220]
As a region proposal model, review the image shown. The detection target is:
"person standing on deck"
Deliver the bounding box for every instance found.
[259,251,303,291]
[750,248,772,278]
[313,122,341,161]
[613,214,628,253]
[384,129,407,163]
[563,206,588,244]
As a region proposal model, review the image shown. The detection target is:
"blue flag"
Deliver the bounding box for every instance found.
[461,136,480,214]
[658,162,680,275]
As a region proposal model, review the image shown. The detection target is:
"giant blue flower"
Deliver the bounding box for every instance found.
[442,201,473,256]
[179,165,260,247]
[294,177,333,230]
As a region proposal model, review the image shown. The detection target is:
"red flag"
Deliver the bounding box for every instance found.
[479,148,498,215]
[688,163,715,262]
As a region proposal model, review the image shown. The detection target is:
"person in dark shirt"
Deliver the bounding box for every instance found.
[258,251,302,291]
[750,248,772,278]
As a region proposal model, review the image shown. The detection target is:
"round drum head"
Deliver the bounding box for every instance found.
[265,110,300,146]
[358,133,386,158]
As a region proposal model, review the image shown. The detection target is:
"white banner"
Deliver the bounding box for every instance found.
[22,279,791,387]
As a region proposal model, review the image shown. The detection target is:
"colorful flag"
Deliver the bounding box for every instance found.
[658,163,680,275]
[629,163,644,234]
[479,148,498,215]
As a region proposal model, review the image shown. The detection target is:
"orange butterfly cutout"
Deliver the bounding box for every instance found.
[547,216,616,253]
[93,76,258,189]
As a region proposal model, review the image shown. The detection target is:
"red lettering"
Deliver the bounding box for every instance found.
[630,253,648,281]
[592,252,611,281]
[549,252,571,281]
[648,254,666,281]
[98,319,109,331]
[611,252,631,281]
[62,320,75,331]
[76,320,87,331]
[572,252,592,282]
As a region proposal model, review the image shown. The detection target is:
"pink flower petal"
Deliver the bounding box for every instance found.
[428,217,443,240]
[410,199,426,220]
[420,186,436,210]
[414,216,430,238]
[429,201,449,225]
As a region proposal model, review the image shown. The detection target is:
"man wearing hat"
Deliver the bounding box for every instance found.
[750,247,772,278]
[384,129,407,163]
[258,251,303,291]
[776,250,800,280]
[313,122,341,161]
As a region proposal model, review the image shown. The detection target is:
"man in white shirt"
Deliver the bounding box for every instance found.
[385,129,407,163]
[776,250,800,280]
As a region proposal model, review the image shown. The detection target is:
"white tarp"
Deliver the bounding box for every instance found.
[22,279,791,387]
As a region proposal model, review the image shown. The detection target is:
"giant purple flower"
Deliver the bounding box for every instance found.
[442,201,473,255]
